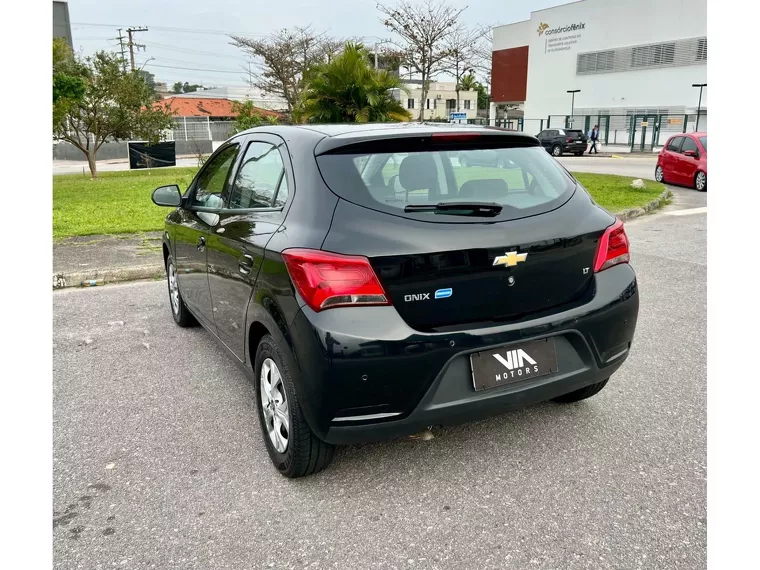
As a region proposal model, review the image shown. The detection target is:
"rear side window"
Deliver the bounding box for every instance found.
[316,144,576,222]
[228,142,288,209]
[699,136,707,151]
[680,137,698,154]
[667,137,684,152]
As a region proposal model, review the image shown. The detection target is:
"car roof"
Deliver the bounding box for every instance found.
[238,122,537,140]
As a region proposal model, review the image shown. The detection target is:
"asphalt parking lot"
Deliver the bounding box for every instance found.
[53,183,707,570]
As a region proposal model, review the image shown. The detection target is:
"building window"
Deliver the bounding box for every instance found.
[407,98,415,109]
[464,100,471,110]
[577,37,703,75]
[697,38,707,61]
[426,99,430,109]
[446,99,456,111]
[631,42,675,67]
[577,50,615,74]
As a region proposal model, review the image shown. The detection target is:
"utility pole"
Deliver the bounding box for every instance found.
[115,29,128,72]
[126,27,148,72]
[692,83,707,131]
[567,89,581,127]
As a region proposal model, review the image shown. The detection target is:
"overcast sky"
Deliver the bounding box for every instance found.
[67,0,575,88]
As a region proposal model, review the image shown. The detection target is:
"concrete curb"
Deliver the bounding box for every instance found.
[52,189,673,290]
[615,188,673,222]
[53,264,164,290]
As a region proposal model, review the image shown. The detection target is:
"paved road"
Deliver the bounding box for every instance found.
[558,155,659,180]
[53,186,706,569]
[53,157,199,176]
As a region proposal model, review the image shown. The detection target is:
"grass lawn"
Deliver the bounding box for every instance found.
[572,172,665,212]
[53,166,666,239]
[53,167,198,239]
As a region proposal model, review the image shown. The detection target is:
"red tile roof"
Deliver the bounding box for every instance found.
[156,97,279,118]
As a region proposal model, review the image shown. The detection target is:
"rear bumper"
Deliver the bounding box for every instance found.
[286,264,639,445]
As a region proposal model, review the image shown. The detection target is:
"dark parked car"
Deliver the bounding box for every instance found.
[537,128,588,156]
[152,124,639,478]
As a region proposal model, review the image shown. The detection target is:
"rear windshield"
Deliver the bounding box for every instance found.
[699,136,707,151]
[316,145,576,222]
[566,130,584,136]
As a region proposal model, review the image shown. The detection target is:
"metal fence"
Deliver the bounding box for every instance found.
[164,117,236,143]
[469,112,706,152]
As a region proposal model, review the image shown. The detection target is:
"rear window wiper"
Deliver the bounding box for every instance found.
[403,202,503,217]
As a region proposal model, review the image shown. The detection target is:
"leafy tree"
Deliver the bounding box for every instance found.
[443,27,479,112]
[170,81,203,94]
[232,100,279,133]
[297,42,411,124]
[53,39,87,127]
[136,70,157,93]
[473,80,489,111]
[53,50,174,178]
[183,82,202,93]
[230,26,342,112]
[378,0,464,122]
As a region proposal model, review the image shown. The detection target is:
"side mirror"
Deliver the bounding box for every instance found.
[152,184,182,207]
[683,150,697,158]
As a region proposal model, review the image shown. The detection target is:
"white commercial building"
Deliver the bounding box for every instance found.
[490,0,706,146]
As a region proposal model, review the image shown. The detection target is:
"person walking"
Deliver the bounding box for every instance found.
[588,125,600,154]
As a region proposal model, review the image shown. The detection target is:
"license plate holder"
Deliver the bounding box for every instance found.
[469,338,559,392]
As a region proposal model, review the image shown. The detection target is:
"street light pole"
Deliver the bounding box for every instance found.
[567,89,580,127]
[692,83,706,131]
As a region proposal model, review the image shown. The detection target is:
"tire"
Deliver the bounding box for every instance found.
[254,334,335,478]
[551,145,562,157]
[655,165,665,183]
[552,379,609,403]
[166,254,197,327]
[695,170,707,192]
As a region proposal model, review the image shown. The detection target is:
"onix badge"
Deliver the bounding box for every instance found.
[493,251,528,267]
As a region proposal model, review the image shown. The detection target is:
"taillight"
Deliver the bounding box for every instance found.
[593,218,630,273]
[281,249,390,312]
[567,137,573,143]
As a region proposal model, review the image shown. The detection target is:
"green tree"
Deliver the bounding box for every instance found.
[53,49,174,178]
[231,100,279,133]
[172,82,183,94]
[297,42,411,123]
[53,38,87,127]
[473,81,489,112]
[136,70,157,94]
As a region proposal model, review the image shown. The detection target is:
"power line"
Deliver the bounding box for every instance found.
[72,22,267,37]
[146,42,248,60]
[138,62,244,74]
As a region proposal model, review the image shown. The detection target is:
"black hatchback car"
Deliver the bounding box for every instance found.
[152,124,638,478]
[536,128,588,156]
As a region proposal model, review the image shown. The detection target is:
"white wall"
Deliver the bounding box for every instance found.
[492,20,532,51]
[499,0,707,120]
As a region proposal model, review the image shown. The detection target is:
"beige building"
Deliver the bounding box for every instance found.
[397,81,479,121]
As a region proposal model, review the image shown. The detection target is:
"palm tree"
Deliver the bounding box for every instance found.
[459,74,477,92]
[297,42,412,123]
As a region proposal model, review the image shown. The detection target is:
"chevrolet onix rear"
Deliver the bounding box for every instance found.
[157,124,639,478]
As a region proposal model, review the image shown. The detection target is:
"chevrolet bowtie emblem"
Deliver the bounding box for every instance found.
[493,251,528,267]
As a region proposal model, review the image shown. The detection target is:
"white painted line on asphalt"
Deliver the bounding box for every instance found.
[664,207,707,216]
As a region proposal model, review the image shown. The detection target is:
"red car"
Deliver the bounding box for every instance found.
[655,132,707,191]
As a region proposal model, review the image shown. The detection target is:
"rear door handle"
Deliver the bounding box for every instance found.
[197,236,206,251]
[239,254,255,275]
